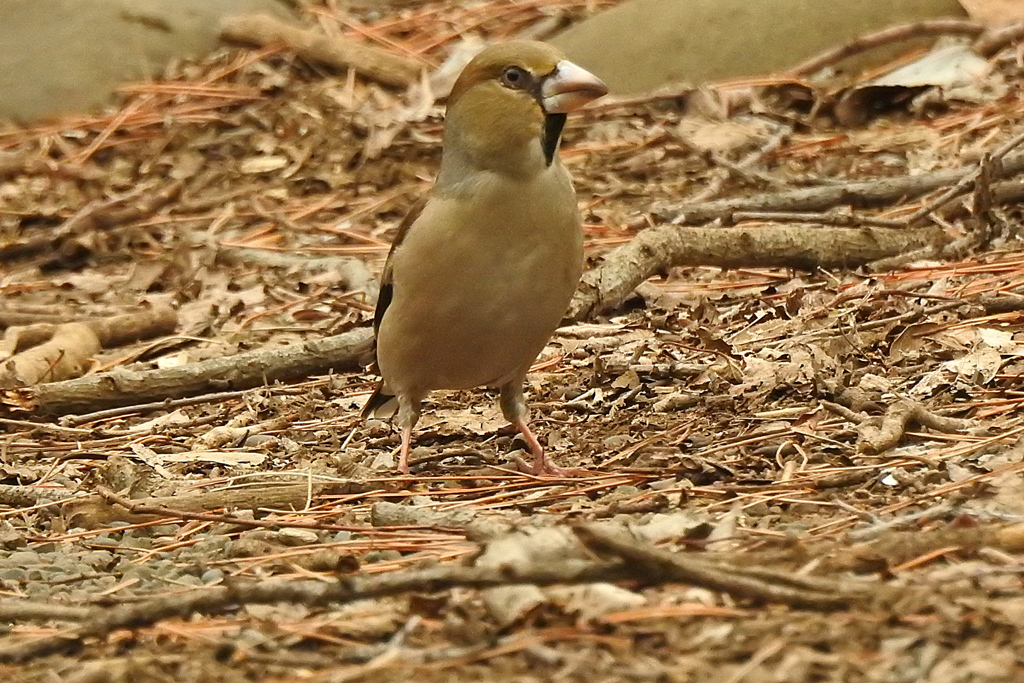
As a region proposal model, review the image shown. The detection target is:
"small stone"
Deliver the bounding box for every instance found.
[6,551,39,566]
[119,536,153,550]
[364,550,401,563]
[24,582,50,597]
[193,535,231,553]
[277,528,319,546]
[122,565,155,581]
[81,551,114,568]
[201,568,224,584]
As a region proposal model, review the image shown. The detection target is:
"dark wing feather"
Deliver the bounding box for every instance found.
[361,196,429,421]
[372,195,428,335]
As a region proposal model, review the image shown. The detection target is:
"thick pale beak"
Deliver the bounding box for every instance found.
[540,60,608,113]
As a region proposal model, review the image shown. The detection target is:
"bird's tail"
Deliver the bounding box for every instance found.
[361,380,399,420]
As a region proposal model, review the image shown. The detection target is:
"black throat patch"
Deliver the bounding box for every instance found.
[541,113,567,166]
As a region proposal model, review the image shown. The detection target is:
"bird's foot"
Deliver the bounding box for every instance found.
[512,453,588,478]
[510,419,587,477]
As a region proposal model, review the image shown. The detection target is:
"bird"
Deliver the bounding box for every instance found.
[361,40,608,475]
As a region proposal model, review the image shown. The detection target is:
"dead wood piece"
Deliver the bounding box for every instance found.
[0,517,900,662]
[0,417,92,438]
[64,389,251,426]
[87,306,178,349]
[573,524,867,610]
[0,310,78,330]
[806,469,877,490]
[828,523,1024,573]
[0,484,58,509]
[5,327,373,415]
[1,307,176,360]
[65,483,328,530]
[193,414,292,450]
[974,20,1024,57]
[371,500,516,538]
[0,601,91,623]
[666,151,1024,225]
[566,223,941,321]
[0,562,631,662]
[0,522,868,663]
[0,307,178,388]
[220,14,423,88]
[143,482,326,513]
[846,503,955,542]
[0,323,100,390]
[854,399,974,455]
[788,19,984,77]
[0,323,57,359]
[821,400,870,425]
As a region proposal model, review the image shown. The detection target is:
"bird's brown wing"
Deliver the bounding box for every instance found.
[361,196,428,420]
[373,195,428,334]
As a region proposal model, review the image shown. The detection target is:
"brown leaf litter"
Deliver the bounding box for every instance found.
[3,1,1024,681]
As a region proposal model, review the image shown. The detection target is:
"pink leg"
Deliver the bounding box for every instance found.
[500,380,585,477]
[397,423,413,474]
[512,419,586,477]
[394,394,422,475]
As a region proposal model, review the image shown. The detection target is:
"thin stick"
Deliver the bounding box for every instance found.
[789,19,984,77]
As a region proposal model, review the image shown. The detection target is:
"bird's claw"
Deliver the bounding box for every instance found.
[512,453,588,478]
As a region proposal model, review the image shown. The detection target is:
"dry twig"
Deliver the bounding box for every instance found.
[0,520,881,663]
[788,19,984,77]
[3,327,372,414]
[573,525,868,610]
[220,14,424,88]
[823,399,977,454]
[667,151,1024,225]
[84,485,346,532]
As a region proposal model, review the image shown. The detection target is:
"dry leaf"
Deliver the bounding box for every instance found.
[240,155,290,174]
[944,345,1004,384]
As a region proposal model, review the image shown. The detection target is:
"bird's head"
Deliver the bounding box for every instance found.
[440,41,608,180]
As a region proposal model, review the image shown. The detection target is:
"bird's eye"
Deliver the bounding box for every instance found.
[500,66,530,89]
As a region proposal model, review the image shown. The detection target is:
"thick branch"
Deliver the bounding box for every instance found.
[0,519,873,662]
[0,562,628,662]
[5,328,373,415]
[665,151,1024,225]
[566,223,941,321]
[220,15,423,88]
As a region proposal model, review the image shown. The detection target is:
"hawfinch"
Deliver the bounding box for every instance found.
[362,41,608,475]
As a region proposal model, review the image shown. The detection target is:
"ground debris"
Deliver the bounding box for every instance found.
[3,1,1024,680]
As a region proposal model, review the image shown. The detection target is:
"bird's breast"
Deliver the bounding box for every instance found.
[377,166,583,394]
